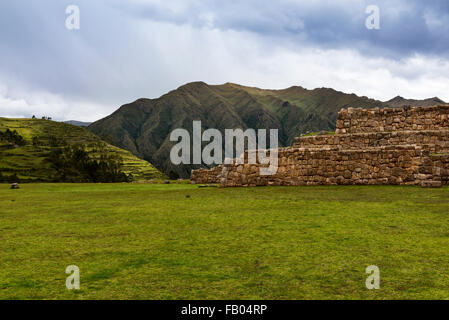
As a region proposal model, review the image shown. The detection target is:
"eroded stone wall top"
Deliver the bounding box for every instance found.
[336,105,449,134]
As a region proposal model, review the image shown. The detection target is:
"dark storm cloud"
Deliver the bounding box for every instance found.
[129,0,449,58]
[0,0,447,97]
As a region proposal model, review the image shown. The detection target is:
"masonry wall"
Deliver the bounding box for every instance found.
[219,146,430,187]
[430,154,449,185]
[191,105,449,187]
[190,165,222,184]
[336,105,449,134]
[294,131,449,153]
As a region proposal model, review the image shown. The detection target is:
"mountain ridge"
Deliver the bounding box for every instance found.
[385,95,446,107]
[63,120,92,127]
[88,82,447,178]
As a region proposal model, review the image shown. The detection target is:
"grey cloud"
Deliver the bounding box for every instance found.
[0,0,448,121]
[128,0,449,58]
[0,0,160,104]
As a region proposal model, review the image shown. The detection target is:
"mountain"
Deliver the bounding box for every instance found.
[88,82,447,178]
[384,96,447,108]
[0,118,164,182]
[64,120,92,127]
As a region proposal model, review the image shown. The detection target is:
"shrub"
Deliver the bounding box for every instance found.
[48,136,67,147]
[0,129,26,146]
[32,136,40,146]
[168,171,180,180]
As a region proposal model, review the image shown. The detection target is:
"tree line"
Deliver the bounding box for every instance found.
[0,128,132,183]
[47,144,132,183]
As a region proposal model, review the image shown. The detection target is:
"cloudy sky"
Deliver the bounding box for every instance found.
[0,0,448,121]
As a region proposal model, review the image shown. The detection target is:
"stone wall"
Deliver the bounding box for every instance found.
[336,105,449,134]
[430,154,449,185]
[219,145,430,187]
[191,105,449,187]
[190,165,222,184]
[294,131,449,153]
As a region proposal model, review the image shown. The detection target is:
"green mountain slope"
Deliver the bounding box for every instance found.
[88,81,446,178]
[0,118,164,182]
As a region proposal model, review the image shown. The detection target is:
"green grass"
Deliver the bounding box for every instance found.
[0,118,165,181]
[0,183,449,300]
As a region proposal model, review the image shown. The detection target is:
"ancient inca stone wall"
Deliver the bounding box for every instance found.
[293,131,449,153]
[190,166,222,184]
[219,146,427,187]
[336,105,449,134]
[431,154,449,185]
[191,105,449,187]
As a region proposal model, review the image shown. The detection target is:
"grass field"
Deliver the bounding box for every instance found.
[1,183,449,300]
